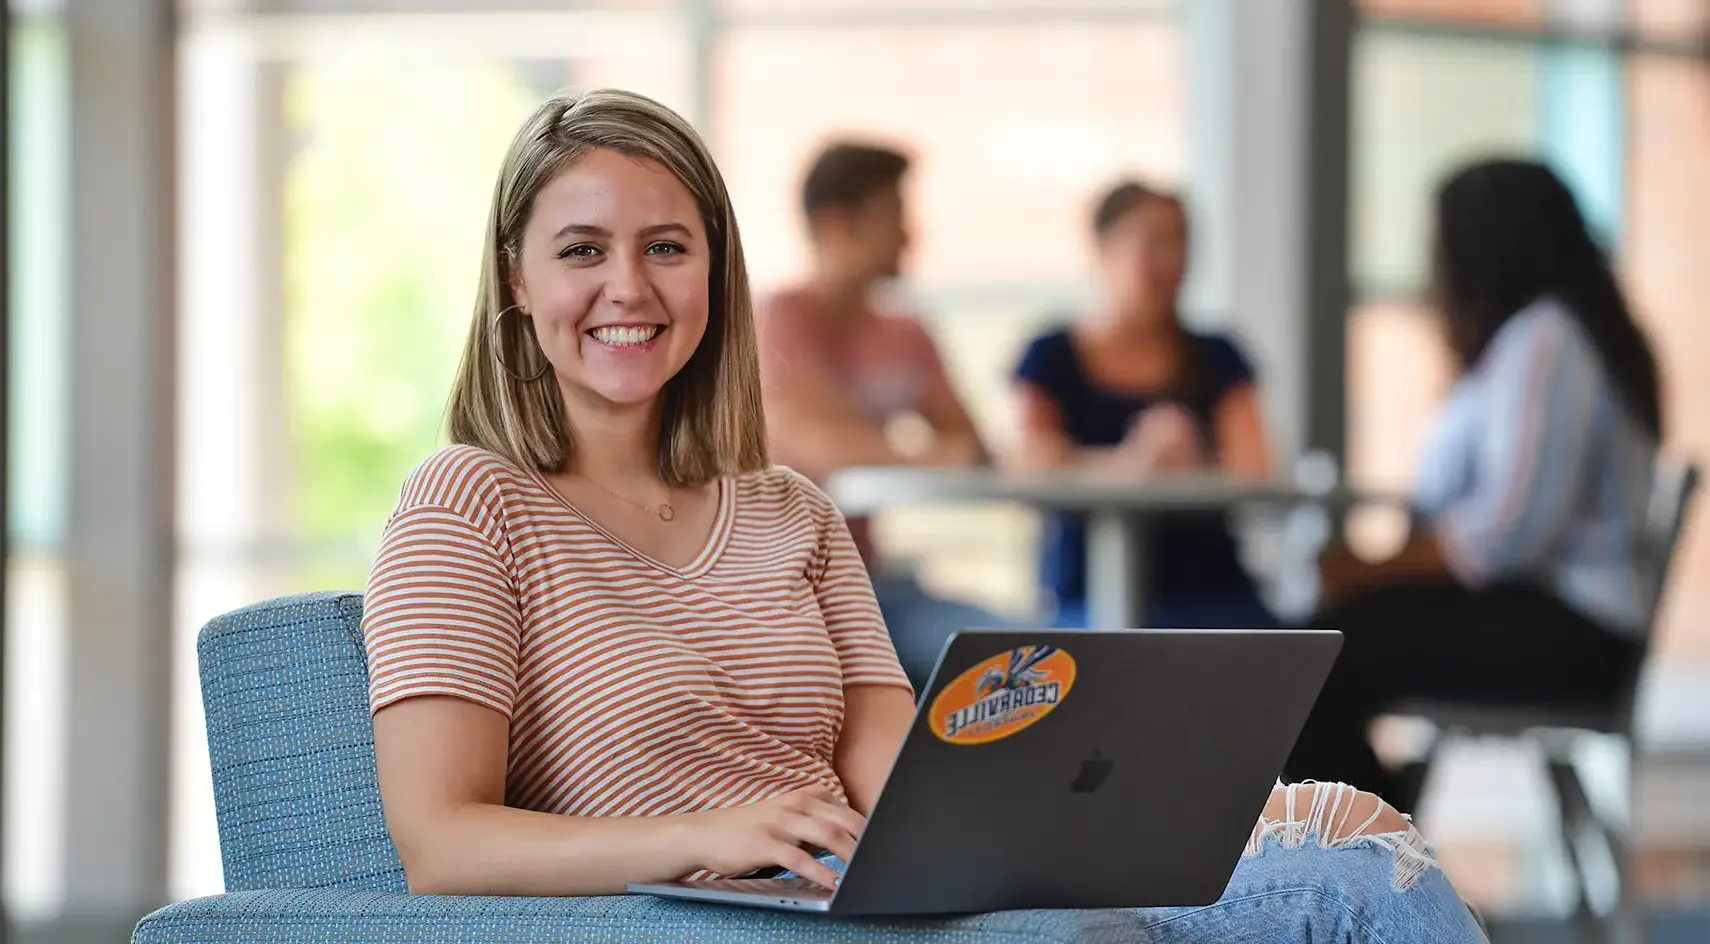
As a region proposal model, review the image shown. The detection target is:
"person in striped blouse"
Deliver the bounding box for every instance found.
[1288,159,1664,813]
[361,87,1486,941]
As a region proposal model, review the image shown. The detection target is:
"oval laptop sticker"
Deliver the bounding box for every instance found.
[929,645,1077,745]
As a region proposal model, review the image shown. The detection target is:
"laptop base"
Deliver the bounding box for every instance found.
[627,877,834,912]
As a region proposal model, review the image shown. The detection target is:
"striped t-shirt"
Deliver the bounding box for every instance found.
[362,444,912,821]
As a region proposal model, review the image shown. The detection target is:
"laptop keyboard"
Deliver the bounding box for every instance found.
[696,877,835,901]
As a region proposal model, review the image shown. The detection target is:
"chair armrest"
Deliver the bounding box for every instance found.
[133,887,1144,943]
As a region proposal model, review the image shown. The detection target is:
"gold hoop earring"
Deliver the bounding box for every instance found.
[491,305,551,383]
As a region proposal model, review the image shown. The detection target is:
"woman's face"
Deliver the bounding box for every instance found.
[509,147,711,410]
[1097,197,1187,326]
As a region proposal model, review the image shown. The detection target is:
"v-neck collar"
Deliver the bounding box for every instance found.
[524,470,736,580]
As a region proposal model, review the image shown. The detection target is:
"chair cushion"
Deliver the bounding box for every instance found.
[198,592,406,893]
[132,889,1149,943]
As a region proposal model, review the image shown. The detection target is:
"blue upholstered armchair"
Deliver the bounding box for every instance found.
[132,592,1149,942]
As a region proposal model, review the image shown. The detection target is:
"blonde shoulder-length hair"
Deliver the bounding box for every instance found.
[447,88,768,485]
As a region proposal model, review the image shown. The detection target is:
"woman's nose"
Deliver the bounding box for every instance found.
[603,252,653,306]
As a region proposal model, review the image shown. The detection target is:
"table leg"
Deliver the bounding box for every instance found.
[1087,512,1148,629]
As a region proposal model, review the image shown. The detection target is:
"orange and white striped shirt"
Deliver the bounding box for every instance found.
[362,445,912,819]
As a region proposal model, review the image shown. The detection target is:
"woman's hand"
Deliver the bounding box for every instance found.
[1121,404,1204,471]
[1318,529,1455,608]
[1317,541,1373,607]
[682,787,865,889]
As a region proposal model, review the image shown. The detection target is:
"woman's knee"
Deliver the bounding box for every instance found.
[1248,782,1434,891]
[1225,783,1486,941]
[1260,782,1409,839]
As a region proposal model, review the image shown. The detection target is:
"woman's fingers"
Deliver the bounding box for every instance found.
[781,811,859,861]
[772,842,841,890]
[804,795,867,840]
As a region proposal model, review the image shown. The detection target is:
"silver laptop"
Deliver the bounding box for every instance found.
[628,627,1342,916]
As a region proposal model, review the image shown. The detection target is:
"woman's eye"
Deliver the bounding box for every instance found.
[558,243,599,260]
[646,241,686,257]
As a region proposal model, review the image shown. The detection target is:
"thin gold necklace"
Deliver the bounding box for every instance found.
[578,475,675,522]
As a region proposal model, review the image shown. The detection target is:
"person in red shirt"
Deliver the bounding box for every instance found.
[756,141,1009,689]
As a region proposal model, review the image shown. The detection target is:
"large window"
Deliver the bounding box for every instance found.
[5,10,69,923]
[281,59,561,584]
[1625,47,1710,659]
[1346,6,1710,664]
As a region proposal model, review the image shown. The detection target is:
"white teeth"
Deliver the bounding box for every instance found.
[589,325,661,347]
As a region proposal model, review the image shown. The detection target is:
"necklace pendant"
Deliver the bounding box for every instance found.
[657,503,676,522]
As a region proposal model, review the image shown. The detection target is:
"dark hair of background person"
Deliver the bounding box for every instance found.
[800,141,910,221]
[1091,179,1188,242]
[1430,158,1663,439]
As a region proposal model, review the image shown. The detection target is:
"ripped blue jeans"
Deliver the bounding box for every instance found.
[795,782,1489,943]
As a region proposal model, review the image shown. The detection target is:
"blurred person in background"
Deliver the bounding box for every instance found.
[1286,159,1663,813]
[362,88,1488,942]
[1006,181,1278,630]
[757,141,1009,690]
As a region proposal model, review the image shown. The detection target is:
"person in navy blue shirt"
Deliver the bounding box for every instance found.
[1007,180,1278,630]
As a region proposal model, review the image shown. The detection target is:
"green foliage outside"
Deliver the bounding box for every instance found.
[282,59,538,586]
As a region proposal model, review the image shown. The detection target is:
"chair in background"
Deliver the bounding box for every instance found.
[131,592,1157,943]
[1390,460,1701,944]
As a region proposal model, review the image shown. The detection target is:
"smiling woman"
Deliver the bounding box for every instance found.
[359,88,1487,942]
[446,89,766,495]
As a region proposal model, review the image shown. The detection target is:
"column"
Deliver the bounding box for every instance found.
[1180,0,1354,467]
[0,4,13,934]
[61,0,176,927]
[173,24,293,899]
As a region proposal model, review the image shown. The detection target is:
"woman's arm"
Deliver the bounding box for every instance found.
[1430,307,1600,582]
[791,469,921,813]
[374,696,861,894]
[373,696,699,896]
[1318,529,1452,605]
[833,685,916,815]
[1211,382,1273,478]
[913,341,990,468]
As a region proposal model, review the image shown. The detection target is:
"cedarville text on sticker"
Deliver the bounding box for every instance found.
[928,645,1078,745]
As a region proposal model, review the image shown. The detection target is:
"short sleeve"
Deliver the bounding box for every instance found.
[1199,334,1258,391]
[362,503,524,718]
[785,471,913,693]
[1012,327,1075,398]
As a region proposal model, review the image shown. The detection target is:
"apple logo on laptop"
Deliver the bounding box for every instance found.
[1070,750,1112,794]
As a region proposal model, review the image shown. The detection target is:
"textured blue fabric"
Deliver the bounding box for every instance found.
[197,592,405,894]
[131,887,1148,943]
